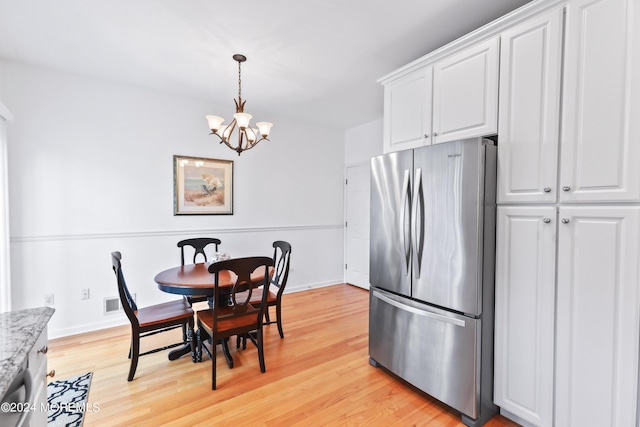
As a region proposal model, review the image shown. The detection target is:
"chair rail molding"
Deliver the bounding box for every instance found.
[10,224,343,243]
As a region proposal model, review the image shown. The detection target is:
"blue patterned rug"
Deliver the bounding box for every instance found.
[47,372,93,426]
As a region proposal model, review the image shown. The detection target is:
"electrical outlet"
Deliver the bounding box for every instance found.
[44,293,54,306]
[81,288,90,300]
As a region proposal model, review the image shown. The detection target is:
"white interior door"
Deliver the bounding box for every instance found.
[345,162,370,289]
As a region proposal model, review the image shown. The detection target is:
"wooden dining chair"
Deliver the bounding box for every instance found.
[236,241,291,350]
[250,241,292,338]
[111,251,195,381]
[177,237,221,305]
[196,256,273,390]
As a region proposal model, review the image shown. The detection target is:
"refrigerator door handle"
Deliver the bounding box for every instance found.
[373,290,466,327]
[401,169,412,276]
[412,168,425,279]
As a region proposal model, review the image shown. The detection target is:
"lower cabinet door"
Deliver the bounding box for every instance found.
[494,206,556,427]
[29,327,48,426]
[556,206,640,427]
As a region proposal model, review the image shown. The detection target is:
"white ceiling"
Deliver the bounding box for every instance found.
[0,0,532,131]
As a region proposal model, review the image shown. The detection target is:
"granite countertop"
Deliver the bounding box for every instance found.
[0,307,55,398]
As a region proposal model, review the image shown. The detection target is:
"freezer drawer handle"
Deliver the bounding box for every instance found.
[373,290,466,327]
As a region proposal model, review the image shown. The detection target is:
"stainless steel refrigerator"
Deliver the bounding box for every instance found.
[369,138,498,427]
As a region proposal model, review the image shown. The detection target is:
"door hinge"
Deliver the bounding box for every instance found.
[345,263,348,270]
[345,221,347,227]
[345,178,348,185]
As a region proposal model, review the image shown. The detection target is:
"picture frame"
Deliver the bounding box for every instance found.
[173,155,234,215]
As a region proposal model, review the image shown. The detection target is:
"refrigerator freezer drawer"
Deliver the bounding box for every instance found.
[369,287,480,419]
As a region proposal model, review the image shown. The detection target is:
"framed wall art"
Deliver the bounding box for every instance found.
[173,155,233,215]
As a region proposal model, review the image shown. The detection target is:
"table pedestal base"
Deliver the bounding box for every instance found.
[167,328,197,362]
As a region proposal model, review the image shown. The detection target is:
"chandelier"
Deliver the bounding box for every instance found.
[206,54,273,156]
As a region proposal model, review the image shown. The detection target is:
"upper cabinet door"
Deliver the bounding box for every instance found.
[497,8,563,204]
[560,0,640,202]
[432,37,499,144]
[382,67,433,153]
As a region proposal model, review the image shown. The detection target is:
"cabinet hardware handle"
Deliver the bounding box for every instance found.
[562,186,571,192]
[424,134,429,139]
[543,218,551,223]
[38,346,48,354]
[433,132,438,137]
[561,218,570,224]
[544,187,551,193]
[46,370,55,378]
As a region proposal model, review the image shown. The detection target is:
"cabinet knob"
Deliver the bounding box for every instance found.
[424,134,429,139]
[543,187,552,193]
[562,186,571,192]
[38,346,48,355]
[543,218,551,223]
[46,370,56,378]
[433,132,438,137]
[561,218,570,224]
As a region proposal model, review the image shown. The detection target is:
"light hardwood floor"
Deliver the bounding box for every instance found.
[48,284,519,426]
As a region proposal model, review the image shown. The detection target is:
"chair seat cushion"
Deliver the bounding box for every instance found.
[136,299,194,327]
[197,307,260,335]
[248,288,277,304]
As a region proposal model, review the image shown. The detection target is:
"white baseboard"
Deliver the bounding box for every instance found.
[48,280,346,339]
[49,316,128,340]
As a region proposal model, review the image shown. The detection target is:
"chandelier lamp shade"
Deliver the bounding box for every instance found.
[206,54,273,156]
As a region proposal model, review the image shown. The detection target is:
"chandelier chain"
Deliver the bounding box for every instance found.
[237,60,242,100]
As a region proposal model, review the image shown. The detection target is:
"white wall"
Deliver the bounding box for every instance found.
[1,60,345,338]
[345,118,382,166]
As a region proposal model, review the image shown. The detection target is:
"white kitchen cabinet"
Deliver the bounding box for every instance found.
[29,326,50,426]
[494,206,556,427]
[496,205,640,427]
[382,66,432,152]
[381,37,500,153]
[432,37,499,144]
[496,8,563,204]
[559,0,640,203]
[498,0,640,204]
[555,206,640,427]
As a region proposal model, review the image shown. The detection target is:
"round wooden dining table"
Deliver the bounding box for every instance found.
[155,262,238,297]
[154,262,270,367]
